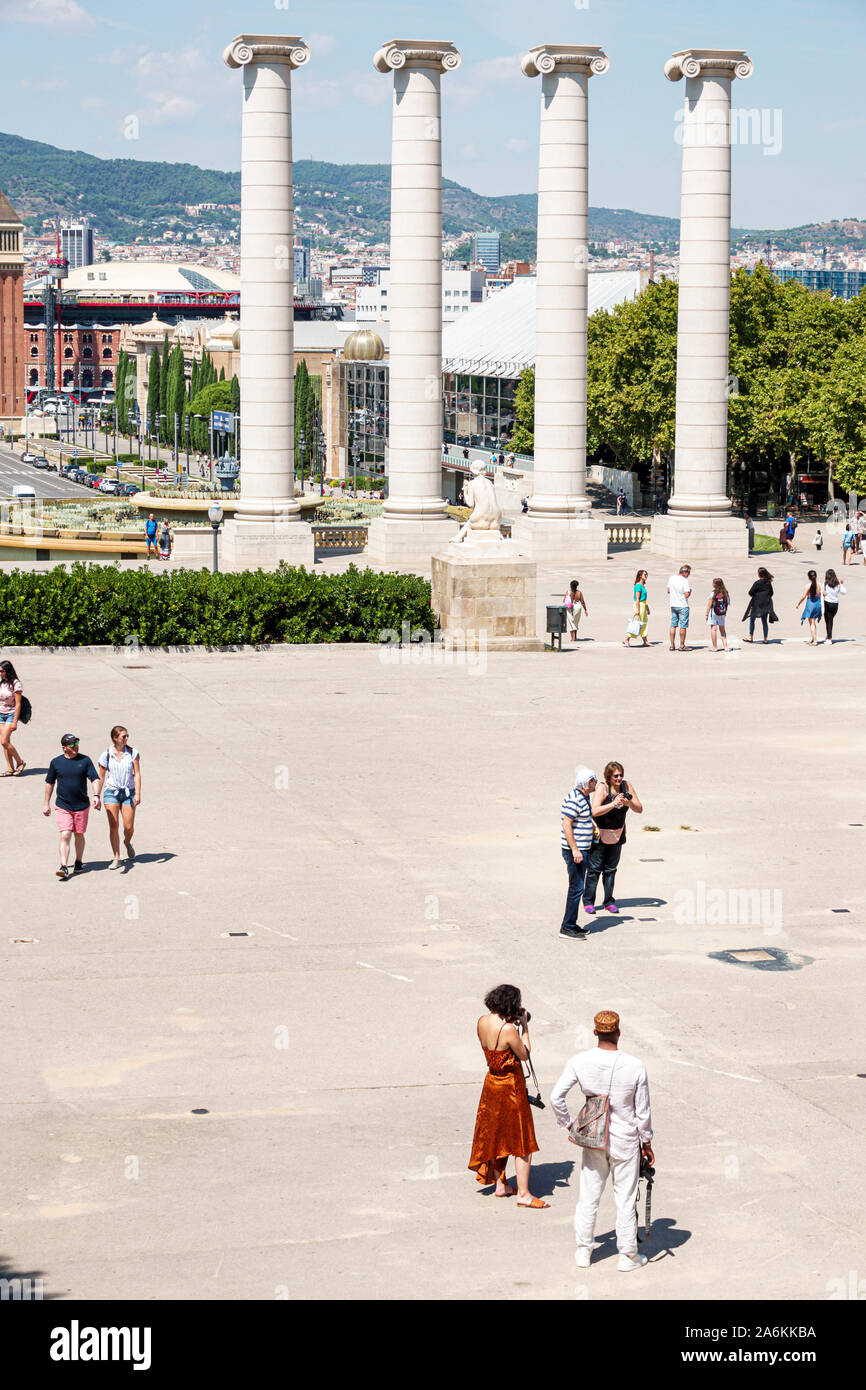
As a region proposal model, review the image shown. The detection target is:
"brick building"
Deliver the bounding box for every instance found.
[24,323,122,397]
[0,188,26,427]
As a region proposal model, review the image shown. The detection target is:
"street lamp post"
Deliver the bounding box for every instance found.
[208,500,224,573]
[298,427,306,494]
[318,433,326,497]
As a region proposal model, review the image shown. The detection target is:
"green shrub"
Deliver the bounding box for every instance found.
[0,562,434,646]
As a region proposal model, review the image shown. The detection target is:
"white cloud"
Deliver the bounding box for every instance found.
[504,138,529,154]
[461,144,479,160]
[8,0,94,27]
[351,74,389,107]
[134,46,206,81]
[144,93,200,126]
[80,95,104,110]
[308,33,336,57]
[304,79,341,110]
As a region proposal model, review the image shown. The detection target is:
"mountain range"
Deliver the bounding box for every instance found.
[1,131,862,254]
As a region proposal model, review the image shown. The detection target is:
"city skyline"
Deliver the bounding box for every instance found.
[0,0,863,229]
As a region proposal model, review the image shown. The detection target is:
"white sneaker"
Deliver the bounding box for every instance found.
[574,1246,592,1268]
[109,857,121,870]
[618,1252,648,1272]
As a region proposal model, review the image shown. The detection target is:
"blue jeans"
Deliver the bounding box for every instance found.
[561,847,588,930]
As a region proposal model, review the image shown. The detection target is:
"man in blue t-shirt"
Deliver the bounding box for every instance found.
[43,733,101,880]
[145,513,158,557]
[784,513,797,551]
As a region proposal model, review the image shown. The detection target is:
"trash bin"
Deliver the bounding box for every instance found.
[546,605,567,651]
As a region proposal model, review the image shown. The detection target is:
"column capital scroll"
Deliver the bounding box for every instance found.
[665,49,753,83]
[223,34,311,71]
[373,39,462,74]
[521,44,610,79]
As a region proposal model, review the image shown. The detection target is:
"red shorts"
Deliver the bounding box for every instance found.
[55,807,89,834]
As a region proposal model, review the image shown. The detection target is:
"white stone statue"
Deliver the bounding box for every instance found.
[452,461,502,544]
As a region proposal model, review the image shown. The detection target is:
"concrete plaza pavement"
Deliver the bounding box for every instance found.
[1,542,864,1302]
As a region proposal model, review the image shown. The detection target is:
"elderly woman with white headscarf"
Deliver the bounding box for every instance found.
[560,766,599,940]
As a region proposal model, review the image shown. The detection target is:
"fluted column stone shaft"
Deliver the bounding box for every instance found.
[524,45,609,520]
[666,49,753,518]
[224,35,309,524]
[374,39,461,522]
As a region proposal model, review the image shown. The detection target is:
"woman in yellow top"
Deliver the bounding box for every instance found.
[624,569,650,646]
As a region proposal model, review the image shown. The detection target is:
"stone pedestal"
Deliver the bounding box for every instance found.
[431,545,544,652]
[366,515,458,575]
[511,513,607,566]
[222,518,315,571]
[651,512,747,561]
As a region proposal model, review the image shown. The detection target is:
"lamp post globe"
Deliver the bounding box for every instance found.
[208,500,224,573]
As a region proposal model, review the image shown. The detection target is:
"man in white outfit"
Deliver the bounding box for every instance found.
[550,1010,654,1272]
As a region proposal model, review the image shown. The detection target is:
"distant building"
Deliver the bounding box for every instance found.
[0,187,26,426]
[356,265,484,323]
[771,267,866,300]
[294,234,311,284]
[61,220,95,270]
[473,231,501,273]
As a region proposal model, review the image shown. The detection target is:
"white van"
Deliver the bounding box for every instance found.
[12,485,37,500]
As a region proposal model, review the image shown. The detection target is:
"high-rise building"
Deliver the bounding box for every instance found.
[472,231,501,273]
[60,220,95,270]
[0,187,26,426]
[293,235,311,284]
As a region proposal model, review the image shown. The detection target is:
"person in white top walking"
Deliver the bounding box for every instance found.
[667,564,692,651]
[550,1009,654,1271]
[822,569,846,644]
[96,725,141,869]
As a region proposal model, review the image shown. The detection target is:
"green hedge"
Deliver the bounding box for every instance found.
[0,562,434,646]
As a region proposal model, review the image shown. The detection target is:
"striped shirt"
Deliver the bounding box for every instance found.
[560,786,595,851]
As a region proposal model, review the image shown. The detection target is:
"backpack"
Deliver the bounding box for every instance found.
[712,592,728,616]
[19,694,32,724]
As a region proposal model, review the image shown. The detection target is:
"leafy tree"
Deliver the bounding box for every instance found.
[508,368,535,455]
[146,347,160,438]
[159,330,171,442]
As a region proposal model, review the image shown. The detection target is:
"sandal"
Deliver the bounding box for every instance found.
[517,1196,550,1209]
[13,762,25,776]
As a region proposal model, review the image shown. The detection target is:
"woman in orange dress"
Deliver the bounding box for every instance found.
[468,984,549,1208]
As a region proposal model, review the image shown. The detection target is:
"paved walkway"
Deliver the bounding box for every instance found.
[1,547,863,1300]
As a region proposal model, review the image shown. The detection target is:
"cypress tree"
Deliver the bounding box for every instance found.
[115,351,126,433]
[168,343,185,453]
[219,366,226,382]
[147,347,160,439]
[159,330,171,442]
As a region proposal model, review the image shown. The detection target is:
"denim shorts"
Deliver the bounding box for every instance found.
[103,787,133,806]
[0,710,14,724]
[670,605,690,629]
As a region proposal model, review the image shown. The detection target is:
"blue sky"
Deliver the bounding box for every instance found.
[1,0,864,228]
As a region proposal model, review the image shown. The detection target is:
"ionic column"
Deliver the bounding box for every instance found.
[366,39,461,569]
[526,45,608,520]
[666,49,753,518]
[224,34,309,528]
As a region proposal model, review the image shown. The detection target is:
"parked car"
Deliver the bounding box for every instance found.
[21,452,37,464]
[59,462,79,478]
[117,482,140,497]
[33,456,57,471]
[99,478,119,494]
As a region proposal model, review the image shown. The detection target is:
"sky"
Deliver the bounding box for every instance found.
[1,0,864,229]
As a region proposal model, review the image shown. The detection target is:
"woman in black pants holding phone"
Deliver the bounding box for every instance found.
[583,761,643,916]
[743,567,775,643]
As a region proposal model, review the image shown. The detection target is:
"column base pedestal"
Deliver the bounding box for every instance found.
[222,518,315,572]
[431,544,544,653]
[366,516,459,575]
[510,514,608,565]
[651,513,748,561]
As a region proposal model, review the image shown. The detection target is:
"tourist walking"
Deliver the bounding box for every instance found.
[667,564,692,650]
[822,569,846,644]
[624,569,649,646]
[563,579,588,642]
[583,762,643,916]
[560,767,598,939]
[797,570,823,645]
[784,511,798,552]
[97,726,141,869]
[468,984,548,1208]
[145,513,158,558]
[705,577,731,652]
[742,567,775,643]
[842,520,856,565]
[813,528,823,553]
[550,1010,654,1272]
[157,520,173,561]
[0,659,26,776]
[43,734,101,880]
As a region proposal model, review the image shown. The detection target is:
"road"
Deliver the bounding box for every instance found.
[0,445,84,499]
